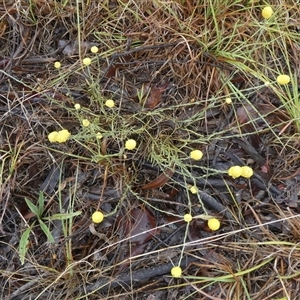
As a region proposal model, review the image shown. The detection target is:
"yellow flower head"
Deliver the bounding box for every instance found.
[125,139,137,150]
[228,166,242,179]
[92,211,104,223]
[82,57,91,66]
[82,119,90,127]
[74,103,81,110]
[189,186,198,194]
[208,218,220,231]
[48,131,59,143]
[56,129,71,143]
[241,166,254,178]
[225,97,232,104]
[190,149,203,161]
[171,266,182,278]
[54,61,61,69]
[105,99,115,108]
[262,6,273,19]
[48,129,70,143]
[277,74,290,85]
[96,132,103,139]
[91,46,99,53]
[184,214,193,223]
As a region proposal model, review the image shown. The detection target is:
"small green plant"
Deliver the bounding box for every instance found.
[18,191,81,265]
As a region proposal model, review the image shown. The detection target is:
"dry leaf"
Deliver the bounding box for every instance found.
[141,166,175,190]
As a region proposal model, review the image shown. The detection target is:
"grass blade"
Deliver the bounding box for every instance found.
[24,198,40,217]
[38,219,55,243]
[18,224,34,265]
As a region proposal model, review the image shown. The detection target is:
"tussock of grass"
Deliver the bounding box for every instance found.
[1,0,300,299]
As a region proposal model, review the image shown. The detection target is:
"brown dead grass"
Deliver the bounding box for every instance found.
[1,1,300,299]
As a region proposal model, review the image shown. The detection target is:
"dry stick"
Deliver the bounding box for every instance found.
[84,256,199,294]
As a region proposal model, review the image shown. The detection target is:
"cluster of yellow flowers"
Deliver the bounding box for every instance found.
[48,129,71,143]
[228,165,253,179]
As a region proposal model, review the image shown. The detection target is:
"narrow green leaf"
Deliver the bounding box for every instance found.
[38,191,45,216]
[18,224,34,265]
[38,219,55,243]
[43,211,82,221]
[24,198,39,217]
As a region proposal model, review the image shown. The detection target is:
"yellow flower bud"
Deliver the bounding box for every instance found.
[54,61,61,69]
[225,97,232,104]
[92,211,104,223]
[189,186,198,194]
[82,119,90,127]
[184,214,193,223]
[48,131,59,143]
[74,103,81,110]
[262,6,273,19]
[125,139,137,150]
[91,46,99,53]
[228,166,242,179]
[276,74,290,85]
[190,150,203,161]
[241,166,254,178]
[96,132,103,139]
[56,129,71,143]
[82,57,91,66]
[105,99,115,108]
[208,218,220,231]
[171,266,182,278]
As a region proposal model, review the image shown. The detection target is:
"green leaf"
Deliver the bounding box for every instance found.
[38,191,45,216]
[18,223,34,265]
[43,211,82,221]
[38,219,55,243]
[25,198,40,217]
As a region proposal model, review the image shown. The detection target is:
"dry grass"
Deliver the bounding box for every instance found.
[1,1,300,299]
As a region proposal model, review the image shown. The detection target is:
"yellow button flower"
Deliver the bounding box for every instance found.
[48,131,59,143]
[125,139,137,150]
[241,166,254,178]
[56,129,71,143]
[189,186,198,194]
[184,214,193,223]
[74,103,81,110]
[228,166,242,179]
[171,266,182,278]
[225,97,232,104]
[262,6,273,19]
[82,57,91,66]
[54,61,61,69]
[92,211,104,223]
[208,218,220,231]
[105,99,115,108]
[96,132,103,139]
[190,149,203,160]
[91,46,99,53]
[277,74,290,85]
[82,119,90,127]
[48,129,70,143]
